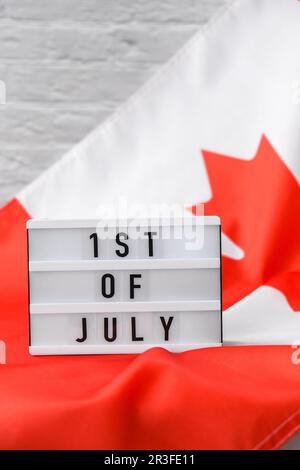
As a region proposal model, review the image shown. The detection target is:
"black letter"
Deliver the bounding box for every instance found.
[130,274,142,299]
[116,232,129,257]
[144,231,157,257]
[102,273,115,298]
[104,317,117,342]
[76,317,87,343]
[90,233,98,258]
[160,316,174,341]
[131,317,144,341]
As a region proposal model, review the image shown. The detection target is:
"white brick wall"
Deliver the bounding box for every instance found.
[0,0,227,205]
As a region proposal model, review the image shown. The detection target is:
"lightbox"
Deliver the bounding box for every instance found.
[27,217,222,355]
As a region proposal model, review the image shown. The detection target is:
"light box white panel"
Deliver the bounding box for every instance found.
[30,299,221,313]
[27,219,220,261]
[30,311,221,355]
[28,217,222,355]
[29,268,220,304]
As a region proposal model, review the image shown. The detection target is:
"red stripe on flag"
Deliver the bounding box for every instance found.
[1,198,300,449]
[0,198,30,363]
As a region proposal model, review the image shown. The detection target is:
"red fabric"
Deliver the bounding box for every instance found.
[1,198,300,449]
[196,135,300,312]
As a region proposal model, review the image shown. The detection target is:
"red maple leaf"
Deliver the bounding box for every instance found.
[195,135,300,311]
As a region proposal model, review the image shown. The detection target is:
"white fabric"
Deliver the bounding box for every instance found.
[17,0,300,346]
[224,286,300,345]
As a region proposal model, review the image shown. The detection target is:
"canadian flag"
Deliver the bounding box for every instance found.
[1,0,300,449]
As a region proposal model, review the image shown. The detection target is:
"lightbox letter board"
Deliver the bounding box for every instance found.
[27,217,222,355]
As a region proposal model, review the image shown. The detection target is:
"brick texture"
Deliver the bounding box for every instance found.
[0,0,228,205]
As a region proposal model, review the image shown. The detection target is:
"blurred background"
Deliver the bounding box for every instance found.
[0,0,227,206]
